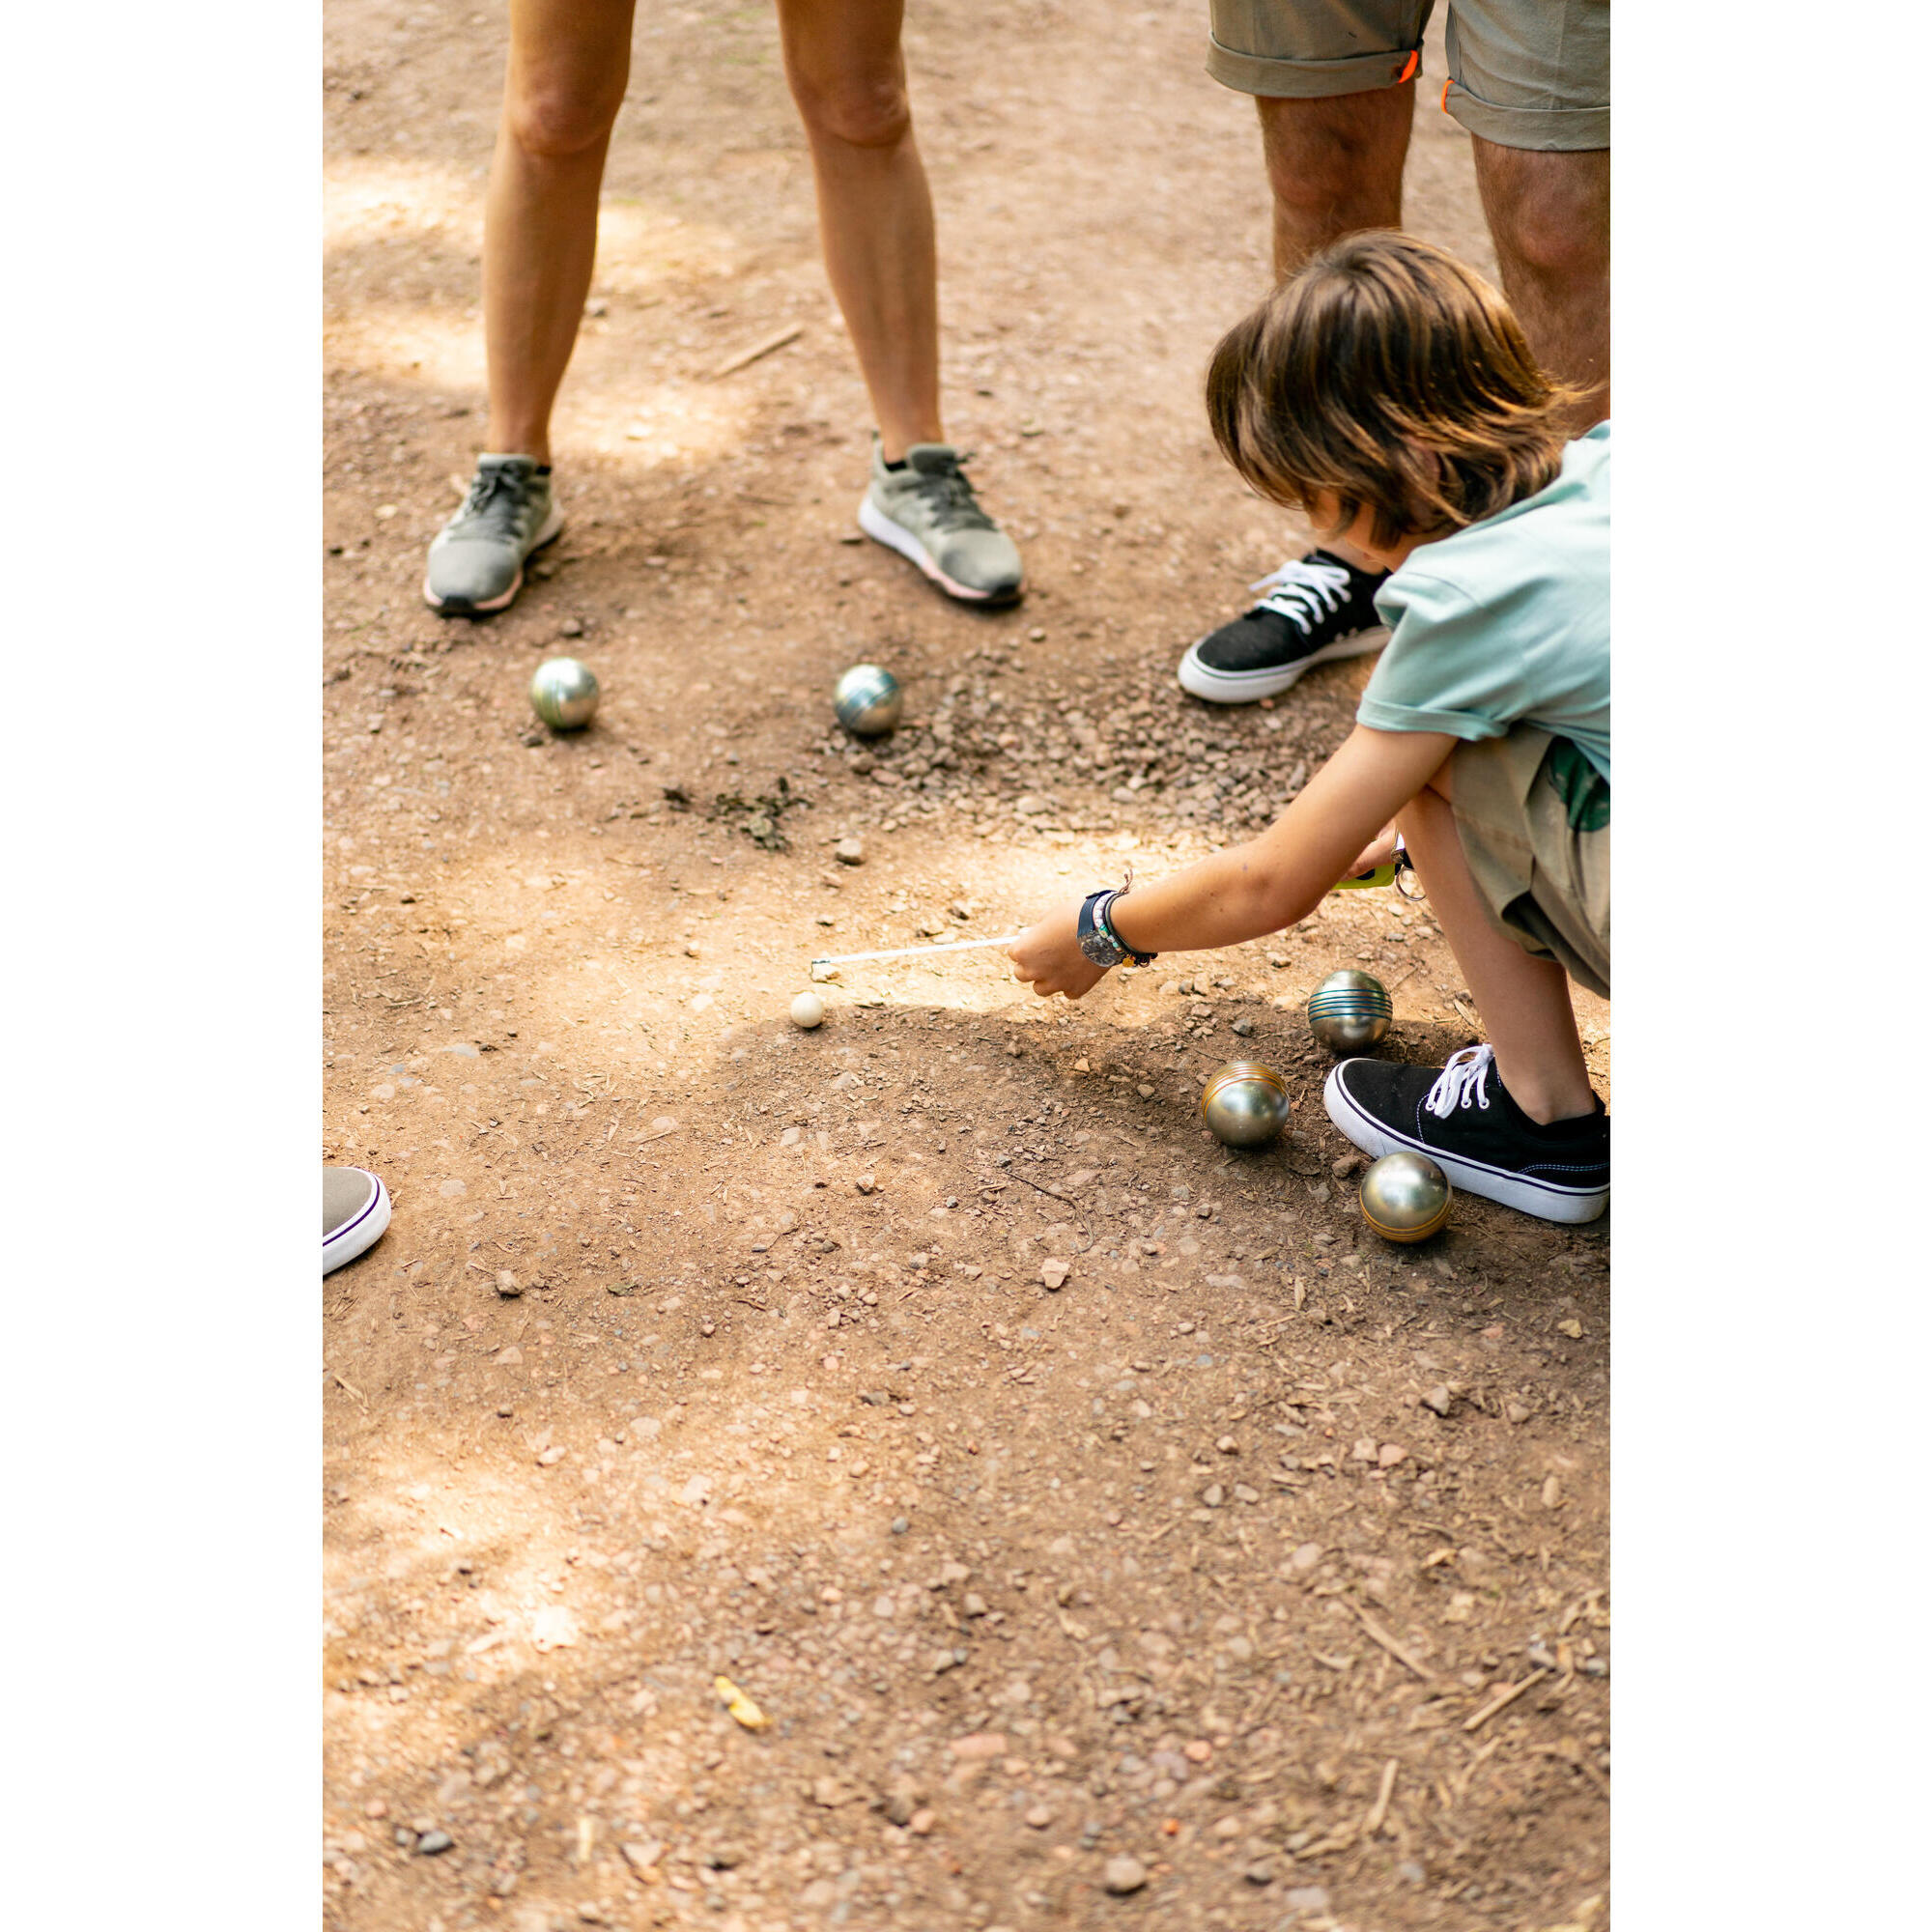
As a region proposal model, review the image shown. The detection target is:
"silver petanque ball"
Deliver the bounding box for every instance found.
[529,657,600,731]
[1200,1061,1292,1149]
[1359,1151,1453,1243]
[1307,968,1393,1054]
[833,663,903,737]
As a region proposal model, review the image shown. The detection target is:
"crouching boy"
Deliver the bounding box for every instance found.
[1007,232,1608,1222]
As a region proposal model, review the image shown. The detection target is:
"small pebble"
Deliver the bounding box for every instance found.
[1102,1854,1148,1895]
[1041,1258,1070,1291]
[415,1830,453,1857]
[1024,1804,1052,1829]
[496,1269,521,1298]
[1243,1861,1274,1887]
[835,838,866,866]
[558,617,583,638]
[856,1174,876,1195]
[1420,1385,1453,1417]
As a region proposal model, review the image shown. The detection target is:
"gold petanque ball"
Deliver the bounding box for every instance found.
[1307,968,1393,1054]
[1358,1151,1452,1243]
[529,657,600,731]
[833,663,903,737]
[1200,1061,1292,1149]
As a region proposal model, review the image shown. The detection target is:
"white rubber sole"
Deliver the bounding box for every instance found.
[857,495,1022,605]
[423,501,565,614]
[1177,625,1388,703]
[325,1171,392,1275]
[1323,1065,1608,1225]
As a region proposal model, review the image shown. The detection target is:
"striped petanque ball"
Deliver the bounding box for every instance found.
[1358,1151,1453,1243]
[833,663,903,737]
[1199,1061,1292,1148]
[1306,968,1393,1054]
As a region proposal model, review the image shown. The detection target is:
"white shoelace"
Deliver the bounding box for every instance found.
[1424,1044,1495,1120]
[1250,554,1353,632]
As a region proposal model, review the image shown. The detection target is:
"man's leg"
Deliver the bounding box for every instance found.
[1471,140,1609,430]
[1177,83,1411,698]
[1256,83,1413,279]
[777,0,941,461]
[485,0,638,462]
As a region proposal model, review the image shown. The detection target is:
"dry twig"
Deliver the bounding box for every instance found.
[1463,1667,1548,1733]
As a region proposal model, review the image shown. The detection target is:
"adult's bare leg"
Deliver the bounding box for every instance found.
[1471,140,1609,430]
[779,0,942,461]
[483,0,638,463]
[1255,84,1415,279]
[1397,771,1596,1124]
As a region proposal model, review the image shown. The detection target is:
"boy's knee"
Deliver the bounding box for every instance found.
[505,76,625,159]
[789,69,912,151]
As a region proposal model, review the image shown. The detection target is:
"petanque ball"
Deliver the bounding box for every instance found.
[833,663,903,737]
[529,657,600,731]
[1200,1061,1292,1149]
[1307,968,1393,1054]
[1358,1151,1452,1243]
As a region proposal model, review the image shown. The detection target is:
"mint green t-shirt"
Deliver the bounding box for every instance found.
[1358,422,1609,781]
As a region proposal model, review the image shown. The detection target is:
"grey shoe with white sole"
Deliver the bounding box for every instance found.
[858,441,1023,605]
[424,456,562,614]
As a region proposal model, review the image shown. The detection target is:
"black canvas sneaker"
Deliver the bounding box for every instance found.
[1324,1044,1608,1224]
[325,1165,391,1275]
[1177,550,1389,703]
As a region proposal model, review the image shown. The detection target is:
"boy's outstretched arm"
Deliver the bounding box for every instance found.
[1007,725,1457,998]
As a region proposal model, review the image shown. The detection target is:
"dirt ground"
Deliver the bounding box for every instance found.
[322,6,1610,1929]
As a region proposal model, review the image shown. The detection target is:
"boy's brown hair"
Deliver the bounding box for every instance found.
[1206,232,1580,549]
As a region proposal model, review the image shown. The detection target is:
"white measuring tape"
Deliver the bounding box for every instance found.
[809,932,1028,968]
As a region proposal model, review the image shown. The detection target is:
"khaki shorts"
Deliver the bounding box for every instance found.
[1207,0,1608,152]
[1450,726,1609,998]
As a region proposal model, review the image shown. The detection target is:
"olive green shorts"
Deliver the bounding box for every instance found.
[1449,726,1609,998]
[1207,0,1608,153]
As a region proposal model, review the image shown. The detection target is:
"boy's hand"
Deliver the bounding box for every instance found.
[1344,824,1400,880]
[1006,901,1110,1001]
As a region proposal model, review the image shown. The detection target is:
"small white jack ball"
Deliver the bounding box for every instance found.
[789,991,826,1030]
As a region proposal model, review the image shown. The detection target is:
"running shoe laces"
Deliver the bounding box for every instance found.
[1250,553,1354,633]
[1424,1044,1495,1120]
[455,464,533,536]
[912,452,997,533]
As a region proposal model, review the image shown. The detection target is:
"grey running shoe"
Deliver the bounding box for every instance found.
[424,455,563,614]
[325,1166,390,1275]
[858,441,1023,604]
